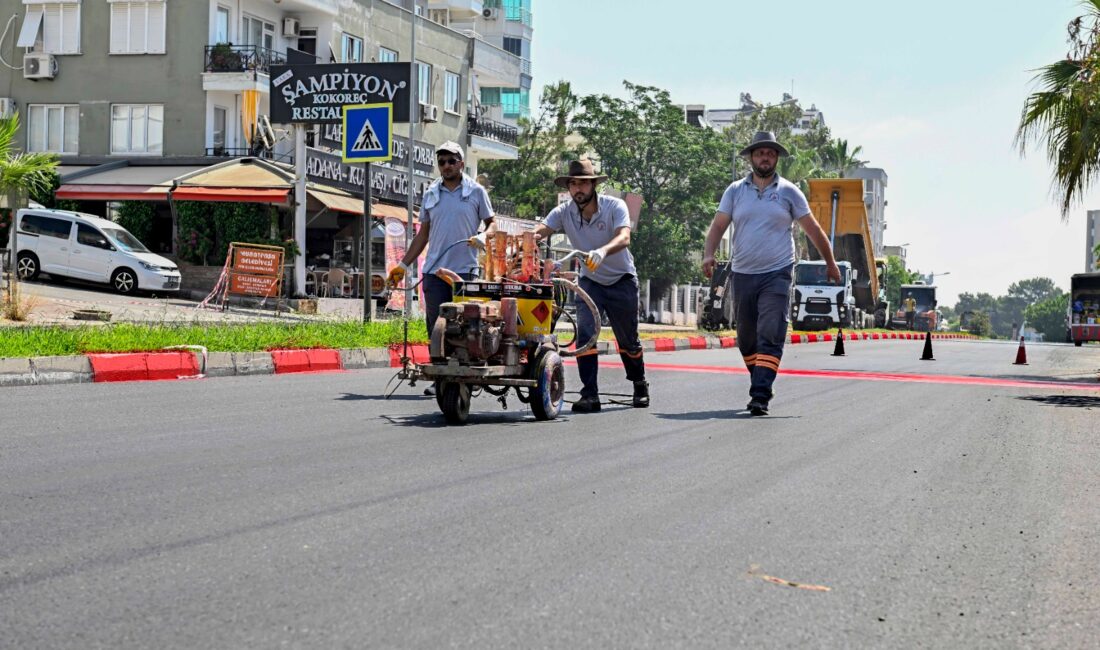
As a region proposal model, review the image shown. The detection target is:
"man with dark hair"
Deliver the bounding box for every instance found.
[702,131,840,416]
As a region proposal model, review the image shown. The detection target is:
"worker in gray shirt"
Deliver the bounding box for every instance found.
[702,131,840,416]
[533,159,649,413]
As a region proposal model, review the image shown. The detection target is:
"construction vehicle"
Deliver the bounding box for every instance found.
[797,178,890,328]
[892,282,938,331]
[790,259,865,330]
[391,231,599,425]
[1068,271,1100,346]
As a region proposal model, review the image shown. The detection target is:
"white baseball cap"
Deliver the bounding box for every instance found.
[435,141,464,160]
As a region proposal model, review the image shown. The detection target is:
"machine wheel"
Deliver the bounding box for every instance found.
[1075,340,1083,347]
[111,267,138,295]
[530,351,565,421]
[439,381,471,425]
[875,308,887,329]
[16,252,40,280]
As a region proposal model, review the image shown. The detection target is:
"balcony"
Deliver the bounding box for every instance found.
[203,44,286,93]
[204,44,286,75]
[471,38,522,88]
[467,114,518,161]
[427,0,484,18]
[469,115,518,145]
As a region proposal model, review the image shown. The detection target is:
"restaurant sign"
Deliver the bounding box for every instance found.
[269,63,412,125]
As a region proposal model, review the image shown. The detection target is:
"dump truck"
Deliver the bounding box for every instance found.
[893,282,938,331]
[1068,271,1100,346]
[795,178,890,329]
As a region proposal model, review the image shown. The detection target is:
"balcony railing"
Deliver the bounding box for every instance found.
[204,44,286,75]
[468,115,518,145]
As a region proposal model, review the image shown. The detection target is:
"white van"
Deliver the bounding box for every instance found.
[14,208,181,295]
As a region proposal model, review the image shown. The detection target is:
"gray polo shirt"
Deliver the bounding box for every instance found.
[717,173,810,274]
[421,182,493,275]
[544,194,636,285]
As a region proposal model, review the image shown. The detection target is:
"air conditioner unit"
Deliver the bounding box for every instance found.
[0,98,14,119]
[482,7,500,19]
[23,53,57,80]
[282,17,300,37]
[420,103,440,123]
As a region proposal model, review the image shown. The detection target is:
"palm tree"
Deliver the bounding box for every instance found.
[820,138,866,177]
[1016,0,1100,217]
[777,144,820,192]
[0,113,59,310]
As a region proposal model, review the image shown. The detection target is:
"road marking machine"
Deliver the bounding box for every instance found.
[389,231,599,424]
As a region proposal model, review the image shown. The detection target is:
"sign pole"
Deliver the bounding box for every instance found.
[293,124,307,297]
[363,162,373,323]
[406,13,418,320]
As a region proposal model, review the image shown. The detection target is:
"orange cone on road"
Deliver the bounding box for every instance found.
[920,331,935,360]
[831,329,846,356]
[1013,336,1028,365]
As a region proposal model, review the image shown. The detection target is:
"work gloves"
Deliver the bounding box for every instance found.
[386,261,410,288]
[468,231,489,250]
[585,248,606,271]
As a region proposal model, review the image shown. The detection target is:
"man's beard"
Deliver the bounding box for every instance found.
[751,162,776,179]
[572,190,595,208]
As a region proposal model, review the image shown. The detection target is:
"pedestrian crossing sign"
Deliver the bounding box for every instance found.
[342,103,393,163]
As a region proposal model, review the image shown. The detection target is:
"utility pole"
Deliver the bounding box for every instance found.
[405,2,419,318]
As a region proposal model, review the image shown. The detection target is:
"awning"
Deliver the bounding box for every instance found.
[309,188,363,215]
[172,187,290,203]
[56,164,207,201]
[373,202,418,222]
[56,184,170,201]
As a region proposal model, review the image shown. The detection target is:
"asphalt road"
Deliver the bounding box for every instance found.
[2,339,1099,648]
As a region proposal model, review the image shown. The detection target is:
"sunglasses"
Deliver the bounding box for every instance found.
[437,157,461,167]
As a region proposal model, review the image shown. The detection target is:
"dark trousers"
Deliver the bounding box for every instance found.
[905,311,916,330]
[575,275,645,399]
[732,264,793,404]
[423,271,477,338]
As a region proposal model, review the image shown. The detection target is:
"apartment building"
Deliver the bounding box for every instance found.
[0,0,526,177]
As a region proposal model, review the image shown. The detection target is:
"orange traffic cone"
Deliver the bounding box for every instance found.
[920,331,935,360]
[831,329,846,356]
[1013,336,1028,365]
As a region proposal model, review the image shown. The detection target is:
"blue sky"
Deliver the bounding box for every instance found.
[531,1,1094,304]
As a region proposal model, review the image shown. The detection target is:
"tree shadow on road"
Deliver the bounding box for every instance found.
[1017,395,1100,408]
[655,410,800,421]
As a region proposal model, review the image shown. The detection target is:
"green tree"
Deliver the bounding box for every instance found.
[573,81,729,294]
[955,292,1003,337]
[963,310,993,337]
[820,138,866,177]
[1016,0,1100,217]
[1024,290,1069,341]
[0,114,59,310]
[479,81,579,219]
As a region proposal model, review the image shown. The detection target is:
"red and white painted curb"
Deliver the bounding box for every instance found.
[0,332,975,387]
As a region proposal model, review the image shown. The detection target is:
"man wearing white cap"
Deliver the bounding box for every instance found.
[388,141,495,360]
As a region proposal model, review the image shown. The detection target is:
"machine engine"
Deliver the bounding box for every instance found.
[431,300,520,364]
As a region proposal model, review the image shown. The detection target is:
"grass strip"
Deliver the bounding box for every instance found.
[0,320,430,359]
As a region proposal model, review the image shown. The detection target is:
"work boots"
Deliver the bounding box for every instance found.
[571,396,602,413]
[632,380,650,408]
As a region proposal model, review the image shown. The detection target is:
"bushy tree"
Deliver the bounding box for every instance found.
[573,81,729,294]
[479,81,579,219]
[1024,290,1069,341]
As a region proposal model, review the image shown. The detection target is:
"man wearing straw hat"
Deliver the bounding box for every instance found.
[532,159,649,413]
[702,131,840,416]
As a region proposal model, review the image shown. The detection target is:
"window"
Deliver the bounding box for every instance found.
[77,224,111,249]
[111,104,163,154]
[241,15,273,50]
[378,46,397,63]
[502,37,521,57]
[27,104,79,154]
[19,2,81,54]
[297,27,317,56]
[214,5,229,42]
[444,71,460,114]
[20,214,72,239]
[340,33,362,63]
[109,1,166,54]
[416,61,431,104]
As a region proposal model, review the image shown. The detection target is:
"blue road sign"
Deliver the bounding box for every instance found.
[342,103,393,163]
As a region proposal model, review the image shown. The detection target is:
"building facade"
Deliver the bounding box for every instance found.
[0,0,526,174]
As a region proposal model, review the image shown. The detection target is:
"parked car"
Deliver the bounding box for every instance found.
[14,208,181,295]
